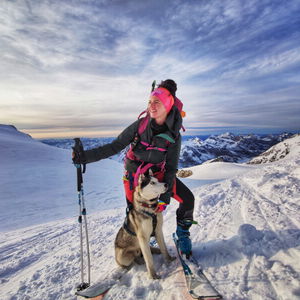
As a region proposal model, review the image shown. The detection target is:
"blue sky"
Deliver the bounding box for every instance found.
[0,0,300,138]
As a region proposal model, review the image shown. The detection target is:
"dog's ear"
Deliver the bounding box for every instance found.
[139,173,151,189]
[149,169,154,177]
[138,174,145,185]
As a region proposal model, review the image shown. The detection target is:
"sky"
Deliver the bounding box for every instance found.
[0,0,300,139]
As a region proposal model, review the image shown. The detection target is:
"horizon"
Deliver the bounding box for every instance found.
[30,127,299,140]
[2,123,298,140]
[1,0,300,138]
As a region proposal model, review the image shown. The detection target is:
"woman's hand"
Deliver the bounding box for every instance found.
[72,138,87,164]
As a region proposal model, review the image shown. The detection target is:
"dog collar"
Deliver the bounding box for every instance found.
[141,202,158,209]
[137,195,159,209]
[137,192,159,208]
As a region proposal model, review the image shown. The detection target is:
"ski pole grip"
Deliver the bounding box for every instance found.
[73,138,86,173]
[74,138,84,153]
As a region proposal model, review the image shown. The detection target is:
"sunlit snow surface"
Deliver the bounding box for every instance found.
[0,125,299,300]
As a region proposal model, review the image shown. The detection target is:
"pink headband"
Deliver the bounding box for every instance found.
[150,87,174,113]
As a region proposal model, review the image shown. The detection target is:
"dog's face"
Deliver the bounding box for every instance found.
[138,173,168,200]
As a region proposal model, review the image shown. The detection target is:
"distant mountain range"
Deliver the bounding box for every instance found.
[41,132,294,168]
[179,132,293,167]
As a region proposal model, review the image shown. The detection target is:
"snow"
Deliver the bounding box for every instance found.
[248,134,300,164]
[0,125,124,231]
[188,162,257,180]
[0,125,299,300]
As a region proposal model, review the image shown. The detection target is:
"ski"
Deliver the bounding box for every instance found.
[173,233,222,300]
[76,282,110,299]
[76,267,128,299]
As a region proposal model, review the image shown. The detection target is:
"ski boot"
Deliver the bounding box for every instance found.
[176,219,193,259]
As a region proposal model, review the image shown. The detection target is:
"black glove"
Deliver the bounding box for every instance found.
[72,150,86,164]
[159,191,171,204]
[72,138,87,164]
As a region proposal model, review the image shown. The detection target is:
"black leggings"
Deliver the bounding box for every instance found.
[174,177,194,222]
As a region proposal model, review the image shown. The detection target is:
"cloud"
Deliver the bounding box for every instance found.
[187,85,300,130]
[0,0,299,138]
[220,46,300,82]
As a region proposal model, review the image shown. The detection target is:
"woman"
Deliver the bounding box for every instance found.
[73,79,195,256]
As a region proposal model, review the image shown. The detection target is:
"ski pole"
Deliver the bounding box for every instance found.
[73,138,91,291]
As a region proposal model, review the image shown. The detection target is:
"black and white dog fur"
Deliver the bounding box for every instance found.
[114,171,175,279]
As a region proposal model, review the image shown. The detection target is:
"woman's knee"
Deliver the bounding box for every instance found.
[174,178,195,209]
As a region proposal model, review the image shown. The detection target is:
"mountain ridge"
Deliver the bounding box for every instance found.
[248,134,300,164]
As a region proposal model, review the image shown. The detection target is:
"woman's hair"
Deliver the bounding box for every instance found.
[158,79,177,97]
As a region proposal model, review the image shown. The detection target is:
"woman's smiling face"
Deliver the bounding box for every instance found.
[148,96,168,122]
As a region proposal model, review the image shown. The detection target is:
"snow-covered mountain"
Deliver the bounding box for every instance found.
[248,134,300,164]
[180,132,293,167]
[0,125,299,300]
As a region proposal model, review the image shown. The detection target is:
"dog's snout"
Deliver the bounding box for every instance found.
[164,183,168,189]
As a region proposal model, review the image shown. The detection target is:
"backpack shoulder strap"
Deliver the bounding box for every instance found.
[138,112,150,136]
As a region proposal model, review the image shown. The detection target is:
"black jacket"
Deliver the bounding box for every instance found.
[84,106,182,203]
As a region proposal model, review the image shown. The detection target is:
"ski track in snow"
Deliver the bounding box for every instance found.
[0,127,299,300]
[190,155,300,300]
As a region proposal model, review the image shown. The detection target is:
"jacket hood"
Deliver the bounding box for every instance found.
[144,106,182,142]
[164,106,183,139]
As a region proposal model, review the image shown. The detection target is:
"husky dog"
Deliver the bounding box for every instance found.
[115,171,175,279]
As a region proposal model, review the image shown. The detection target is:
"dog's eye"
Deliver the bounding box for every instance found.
[150,181,155,185]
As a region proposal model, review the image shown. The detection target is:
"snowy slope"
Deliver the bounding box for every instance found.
[0,124,124,231]
[0,126,299,300]
[248,134,300,164]
[190,166,300,298]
